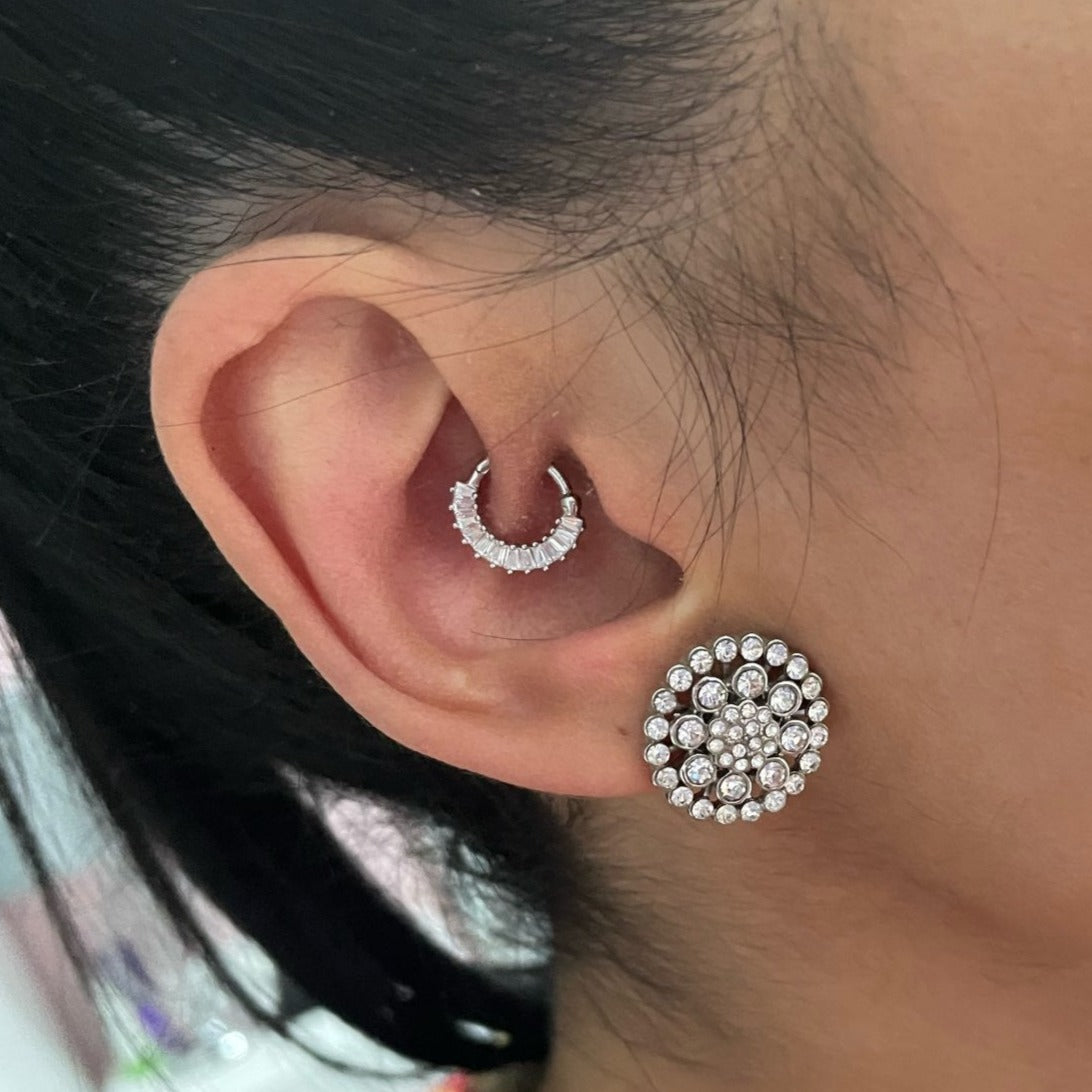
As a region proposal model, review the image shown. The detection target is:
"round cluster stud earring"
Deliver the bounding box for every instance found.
[450,456,583,573]
[643,633,829,823]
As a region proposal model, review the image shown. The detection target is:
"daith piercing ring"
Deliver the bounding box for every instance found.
[449,457,584,573]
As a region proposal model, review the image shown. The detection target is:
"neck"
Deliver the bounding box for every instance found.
[533,793,1092,1092]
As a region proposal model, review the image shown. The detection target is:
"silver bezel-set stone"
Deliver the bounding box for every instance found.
[757,757,790,791]
[731,664,768,699]
[779,721,810,755]
[740,800,764,822]
[652,688,678,715]
[713,636,738,662]
[644,742,671,767]
[801,673,823,700]
[667,664,694,692]
[653,767,680,790]
[671,714,707,750]
[765,639,789,666]
[693,676,728,712]
[740,633,765,661]
[786,653,809,680]
[809,724,829,748]
[807,698,829,722]
[669,785,695,808]
[689,798,716,821]
[715,804,739,824]
[643,715,670,741]
[799,751,822,774]
[768,680,803,716]
[717,772,752,804]
[680,753,718,788]
[688,646,715,674]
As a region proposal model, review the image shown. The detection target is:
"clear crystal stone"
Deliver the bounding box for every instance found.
[722,705,741,723]
[756,706,773,725]
[652,689,678,714]
[715,804,739,825]
[801,673,823,700]
[717,753,734,767]
[717,772,752,803]
[733,758,750,772]
[785,772,806,794]
[779,721,810,754]
[731,664,768,699]
[731,743,748,758]
[750,754,766,769]
[643,715,670,741]
[807,698,829,722]
[747,737,761,752]
[739,700,758,720]
[763,790,787,813]
[740,633,765,661]
[644,743,670,766]
[757,756,790,791]
[799,751,822,774]
[693,676,728,711]
[764,724,780,739]
[680,753,717,788]
[726,723,744,742]
[667,664,694,692]
[713,636,738,662]
[708,719,728,738]
[762,740,777,755]
[541,537,564,562]
[740,801,764,822]
[653,767,679,789]
[786,653,809,680]
[744,721,760,738]
[707,737,726,755]
[671,715,707,750]
[765,639,789,666]
[669,786,695,808]
[690,798,716,821]
[688,647,715,674]
[768,681,803,716]
[809,724,829,748]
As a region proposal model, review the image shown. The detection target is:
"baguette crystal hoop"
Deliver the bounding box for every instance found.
[450,457,584,573]
[643,633,830,824]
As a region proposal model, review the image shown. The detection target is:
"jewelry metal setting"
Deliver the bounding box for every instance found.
[643,633,830,823]
[450,457,583,573]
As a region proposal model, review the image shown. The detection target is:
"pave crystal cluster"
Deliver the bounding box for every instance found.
[643,633,829,823]
[450,457,583,573]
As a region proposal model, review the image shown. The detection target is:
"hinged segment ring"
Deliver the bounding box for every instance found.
[450,457,583,573]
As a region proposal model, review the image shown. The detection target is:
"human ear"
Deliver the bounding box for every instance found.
[151,232,722,795]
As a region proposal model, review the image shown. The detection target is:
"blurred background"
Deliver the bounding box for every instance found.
[0,628,449,1092]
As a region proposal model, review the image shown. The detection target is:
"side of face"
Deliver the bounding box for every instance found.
[149,0,1092,961]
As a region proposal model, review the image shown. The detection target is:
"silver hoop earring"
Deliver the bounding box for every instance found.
[643,633,830,823]
[450,456,584,573]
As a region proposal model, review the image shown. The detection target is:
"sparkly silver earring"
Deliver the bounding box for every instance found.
[450,456,584,573]
[643,633,829,824]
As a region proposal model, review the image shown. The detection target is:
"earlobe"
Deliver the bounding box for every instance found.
[151,232,711,797]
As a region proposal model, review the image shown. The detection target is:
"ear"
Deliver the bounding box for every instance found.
[151,232,726,796]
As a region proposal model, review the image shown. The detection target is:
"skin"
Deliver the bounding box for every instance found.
[150,1,1092,1088]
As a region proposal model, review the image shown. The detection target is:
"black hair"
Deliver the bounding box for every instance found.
[0,0,770,1075]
